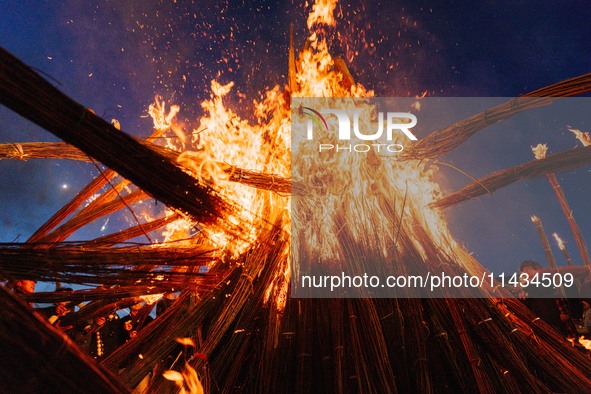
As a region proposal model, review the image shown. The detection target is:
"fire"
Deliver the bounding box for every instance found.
[579,336,591,350]
[148,96,181,142]
[140,293,164,305]
[163,365,204,394]
[307,0,338,29]
[145,0,484,308]
[291,3,477,290]
[553,232,566,251]
[532,143,548,160]
[291,18,458,275]
[568,128,591,147]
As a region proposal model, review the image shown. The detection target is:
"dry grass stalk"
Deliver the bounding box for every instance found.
[36,188,148,244]
[81,213,180,247]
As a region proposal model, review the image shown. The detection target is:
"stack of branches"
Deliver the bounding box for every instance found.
[0,46,245,240]
[3,43,591,394]
[404,72,591,161]
[0,141,85,161]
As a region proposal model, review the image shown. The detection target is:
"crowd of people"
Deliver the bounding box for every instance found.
[517,259,591,340]
[6,258,591,376]
[8,279,173,363]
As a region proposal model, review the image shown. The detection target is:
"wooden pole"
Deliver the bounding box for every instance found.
[532,144,591,266]
[547,173,591,266]
[531,215,558,269]
[552,232,575,267]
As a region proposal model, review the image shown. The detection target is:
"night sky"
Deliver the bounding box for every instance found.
[1,0,591,276]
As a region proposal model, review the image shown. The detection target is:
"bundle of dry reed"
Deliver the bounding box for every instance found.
[0,142,86,161]
[81,214,180,247]
[433,144,591,209]
[0,140,299,195]
[0,46,243,240]
[24,285,172,304]
[404,72,591,160]
[4,40,591,394]
[0,243,217,288]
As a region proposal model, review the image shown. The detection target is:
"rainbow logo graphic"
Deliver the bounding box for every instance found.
[302,106,328,138]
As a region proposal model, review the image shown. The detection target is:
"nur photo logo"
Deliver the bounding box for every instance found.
[301,105,418,154]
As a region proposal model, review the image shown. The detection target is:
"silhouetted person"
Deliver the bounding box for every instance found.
[156,292,176,316]
[120,301,153,344]
[87,313,121,361]
[35,287,73,330]
[520,260,564,332]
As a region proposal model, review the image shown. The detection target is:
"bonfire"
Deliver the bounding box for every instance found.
[2,1,591,393]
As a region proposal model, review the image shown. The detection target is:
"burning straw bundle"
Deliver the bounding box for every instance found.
[4,15,591,394]
[0,46,244,240]
[0,141,86,161]
[0,141,298,195]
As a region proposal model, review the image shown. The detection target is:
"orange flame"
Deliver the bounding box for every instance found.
[145,0,483,310]
[552,232,566,251]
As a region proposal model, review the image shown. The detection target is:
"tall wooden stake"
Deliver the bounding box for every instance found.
[531,215,558,269]
[553,232,575,266]
[532,144,591,266]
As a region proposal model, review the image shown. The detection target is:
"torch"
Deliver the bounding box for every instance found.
[552,232,575,267]
[531,215,558,270]
[553,232,584,295]
[569,128,591,147]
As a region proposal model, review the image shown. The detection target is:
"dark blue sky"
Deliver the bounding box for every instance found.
[1,1,591,275]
